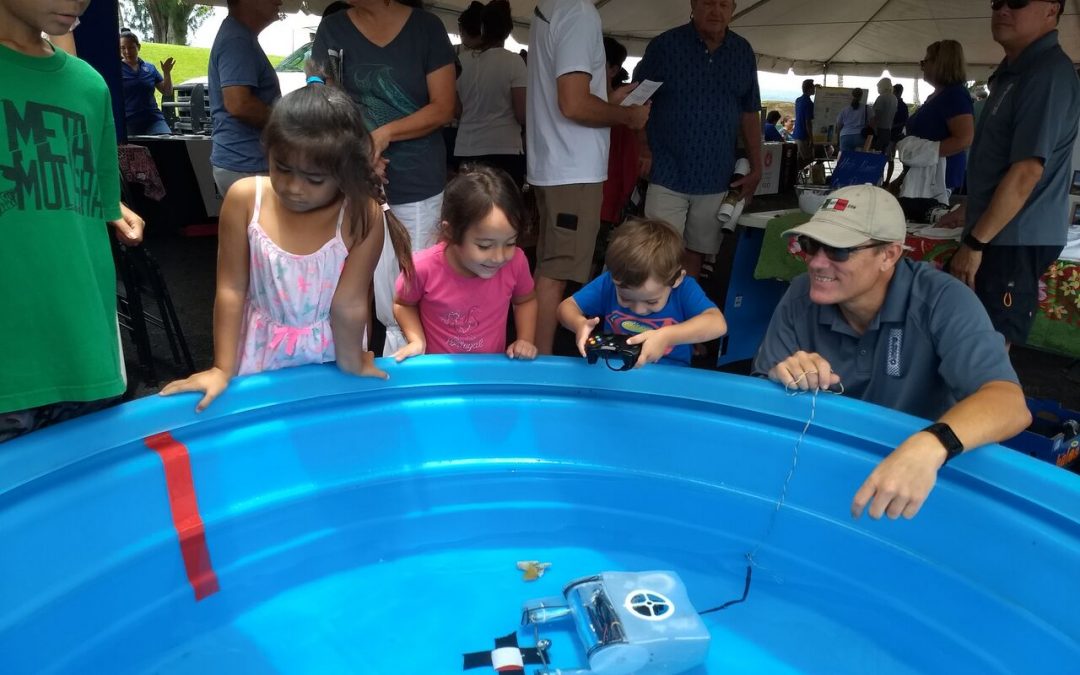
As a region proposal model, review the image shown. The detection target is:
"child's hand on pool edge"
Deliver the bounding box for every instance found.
[160,367,231,412]
[506,339,537,360]
[393,340,425,363]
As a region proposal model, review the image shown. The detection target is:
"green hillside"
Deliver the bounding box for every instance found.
[137,42,284,103]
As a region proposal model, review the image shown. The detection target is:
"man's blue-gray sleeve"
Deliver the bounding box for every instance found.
[751,278,806,377]
[930,279,1020,402]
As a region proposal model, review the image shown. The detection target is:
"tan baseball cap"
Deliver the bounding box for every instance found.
[783,185,906,248]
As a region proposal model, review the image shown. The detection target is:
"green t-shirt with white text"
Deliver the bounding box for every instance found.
[0,44,125,413]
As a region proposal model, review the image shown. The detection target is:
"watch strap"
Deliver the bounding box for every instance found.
[962,232,988,252]
[922,422,964,464]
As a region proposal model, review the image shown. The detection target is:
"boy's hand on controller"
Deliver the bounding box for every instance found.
[626,330,668,368]
[506,339,538,360]
[576,317,600,357]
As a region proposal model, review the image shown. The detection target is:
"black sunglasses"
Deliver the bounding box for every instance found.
[797,235,886,263]
[991,0,1058,11]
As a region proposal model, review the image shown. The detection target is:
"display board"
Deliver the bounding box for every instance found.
[811,86,861,144]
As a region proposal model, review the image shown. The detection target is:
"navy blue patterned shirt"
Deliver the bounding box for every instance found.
[634,23,760,195]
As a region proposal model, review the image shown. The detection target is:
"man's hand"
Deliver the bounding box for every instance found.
[160,57,175,75]
[731,167,762,203]
[624,103,651,131]
[851,431,947,520]
[506,339,538,360]
[936,202,965,229]
[111,203,144,245]
[340,350,390,379]
[575,316,601,357]
[768,351,840,391]
[393,340,425,363]
[160,367,231,412]
[949,245,982,290]
[626,329,669,368]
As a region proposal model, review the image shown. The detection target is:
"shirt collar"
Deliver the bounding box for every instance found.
[996,29,1060,75]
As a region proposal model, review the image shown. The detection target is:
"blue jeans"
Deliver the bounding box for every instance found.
[839,134,863,154]
[127,116,171,136]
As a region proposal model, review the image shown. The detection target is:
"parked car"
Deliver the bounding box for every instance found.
[177,40,312,98]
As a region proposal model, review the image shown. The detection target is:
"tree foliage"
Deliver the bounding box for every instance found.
[121,0,212,46]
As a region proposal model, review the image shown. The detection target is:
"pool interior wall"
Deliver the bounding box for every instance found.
[1,357,1078,674]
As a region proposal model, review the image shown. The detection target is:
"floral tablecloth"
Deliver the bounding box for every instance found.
[753,212,1080,357]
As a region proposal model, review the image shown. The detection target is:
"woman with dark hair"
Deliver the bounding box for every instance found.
[834,88,869,154]
[453,0,527,187]
[119,30,175,135]
[905,40,975,192]
[313,0,456,355]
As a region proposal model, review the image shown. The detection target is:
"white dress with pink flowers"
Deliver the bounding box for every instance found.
[236,177,348,375]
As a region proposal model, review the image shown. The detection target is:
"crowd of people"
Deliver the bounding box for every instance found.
[2,0,1078,519]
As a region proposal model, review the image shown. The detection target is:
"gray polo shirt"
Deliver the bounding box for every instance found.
[965,30,1080,246]
[752,259,1019,421]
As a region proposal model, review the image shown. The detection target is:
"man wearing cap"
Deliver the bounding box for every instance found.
[753,185,1031,522]
[939,0,1080,349]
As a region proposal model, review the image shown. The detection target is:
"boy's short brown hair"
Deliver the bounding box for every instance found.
[605,219,684,288]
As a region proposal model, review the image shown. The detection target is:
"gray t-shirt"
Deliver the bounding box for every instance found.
[208,16,281,172]
[752,259,1019,421]
[313,9,455,205]
[873,92,897,133]
[965,30,1080,246]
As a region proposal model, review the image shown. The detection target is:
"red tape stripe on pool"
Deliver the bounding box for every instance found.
[144,431,220,601]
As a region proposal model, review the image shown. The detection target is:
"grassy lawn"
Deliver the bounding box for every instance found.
[138,42,284,103]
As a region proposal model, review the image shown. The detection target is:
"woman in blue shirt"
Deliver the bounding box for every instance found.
[120,31,175,136]
[905,40,974,192]
[834,88,870,154]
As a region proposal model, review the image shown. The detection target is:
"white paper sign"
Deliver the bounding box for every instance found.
[621,80,662,107]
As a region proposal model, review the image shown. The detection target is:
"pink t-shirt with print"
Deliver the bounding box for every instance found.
[394,242,534,354]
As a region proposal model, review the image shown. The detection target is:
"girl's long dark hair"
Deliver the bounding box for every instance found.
[262,67,414,279]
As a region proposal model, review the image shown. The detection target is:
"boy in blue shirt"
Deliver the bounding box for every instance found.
[558,219,728,367]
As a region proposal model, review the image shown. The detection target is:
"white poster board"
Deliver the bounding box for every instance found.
[811,86,859,144]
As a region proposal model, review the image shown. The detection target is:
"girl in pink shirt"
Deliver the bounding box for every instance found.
[393,166,537,360]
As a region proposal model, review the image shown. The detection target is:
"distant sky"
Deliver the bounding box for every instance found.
[192,8,937,104]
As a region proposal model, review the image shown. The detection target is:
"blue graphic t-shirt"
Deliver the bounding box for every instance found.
[572,272,717,367]
[313,9,455,205]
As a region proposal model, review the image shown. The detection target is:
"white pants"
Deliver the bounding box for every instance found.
[374,192,443,355]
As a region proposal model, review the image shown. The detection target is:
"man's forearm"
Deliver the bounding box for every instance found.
[969,159,1044,243]
[563,93,634,129]
[935,381,1032,459]
[740,112,763,173]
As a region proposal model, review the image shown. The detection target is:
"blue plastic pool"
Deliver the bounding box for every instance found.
[1,357,1078,673]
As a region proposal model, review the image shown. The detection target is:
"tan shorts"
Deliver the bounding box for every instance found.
[644,184,727,255]
[534,182,604,283]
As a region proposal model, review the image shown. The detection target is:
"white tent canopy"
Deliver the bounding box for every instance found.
[278,0,1079,79]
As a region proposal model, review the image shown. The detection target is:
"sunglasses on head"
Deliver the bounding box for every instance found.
[797,235,886,263]
[991,0,1058,11]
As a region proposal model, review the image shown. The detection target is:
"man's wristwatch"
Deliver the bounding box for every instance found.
[922,422,964,464]
[962,232,988,252]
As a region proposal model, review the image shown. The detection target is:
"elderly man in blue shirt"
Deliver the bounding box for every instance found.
[633,0,762,279]
[754,186,1032,522]
[940,0,1080,349]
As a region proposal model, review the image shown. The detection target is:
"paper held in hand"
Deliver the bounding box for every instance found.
[620,80,662,106]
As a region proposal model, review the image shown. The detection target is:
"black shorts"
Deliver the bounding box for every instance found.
[971,244,1062,344]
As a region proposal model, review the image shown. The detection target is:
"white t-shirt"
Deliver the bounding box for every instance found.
[455,48,527,157]
[526,0,610,186]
